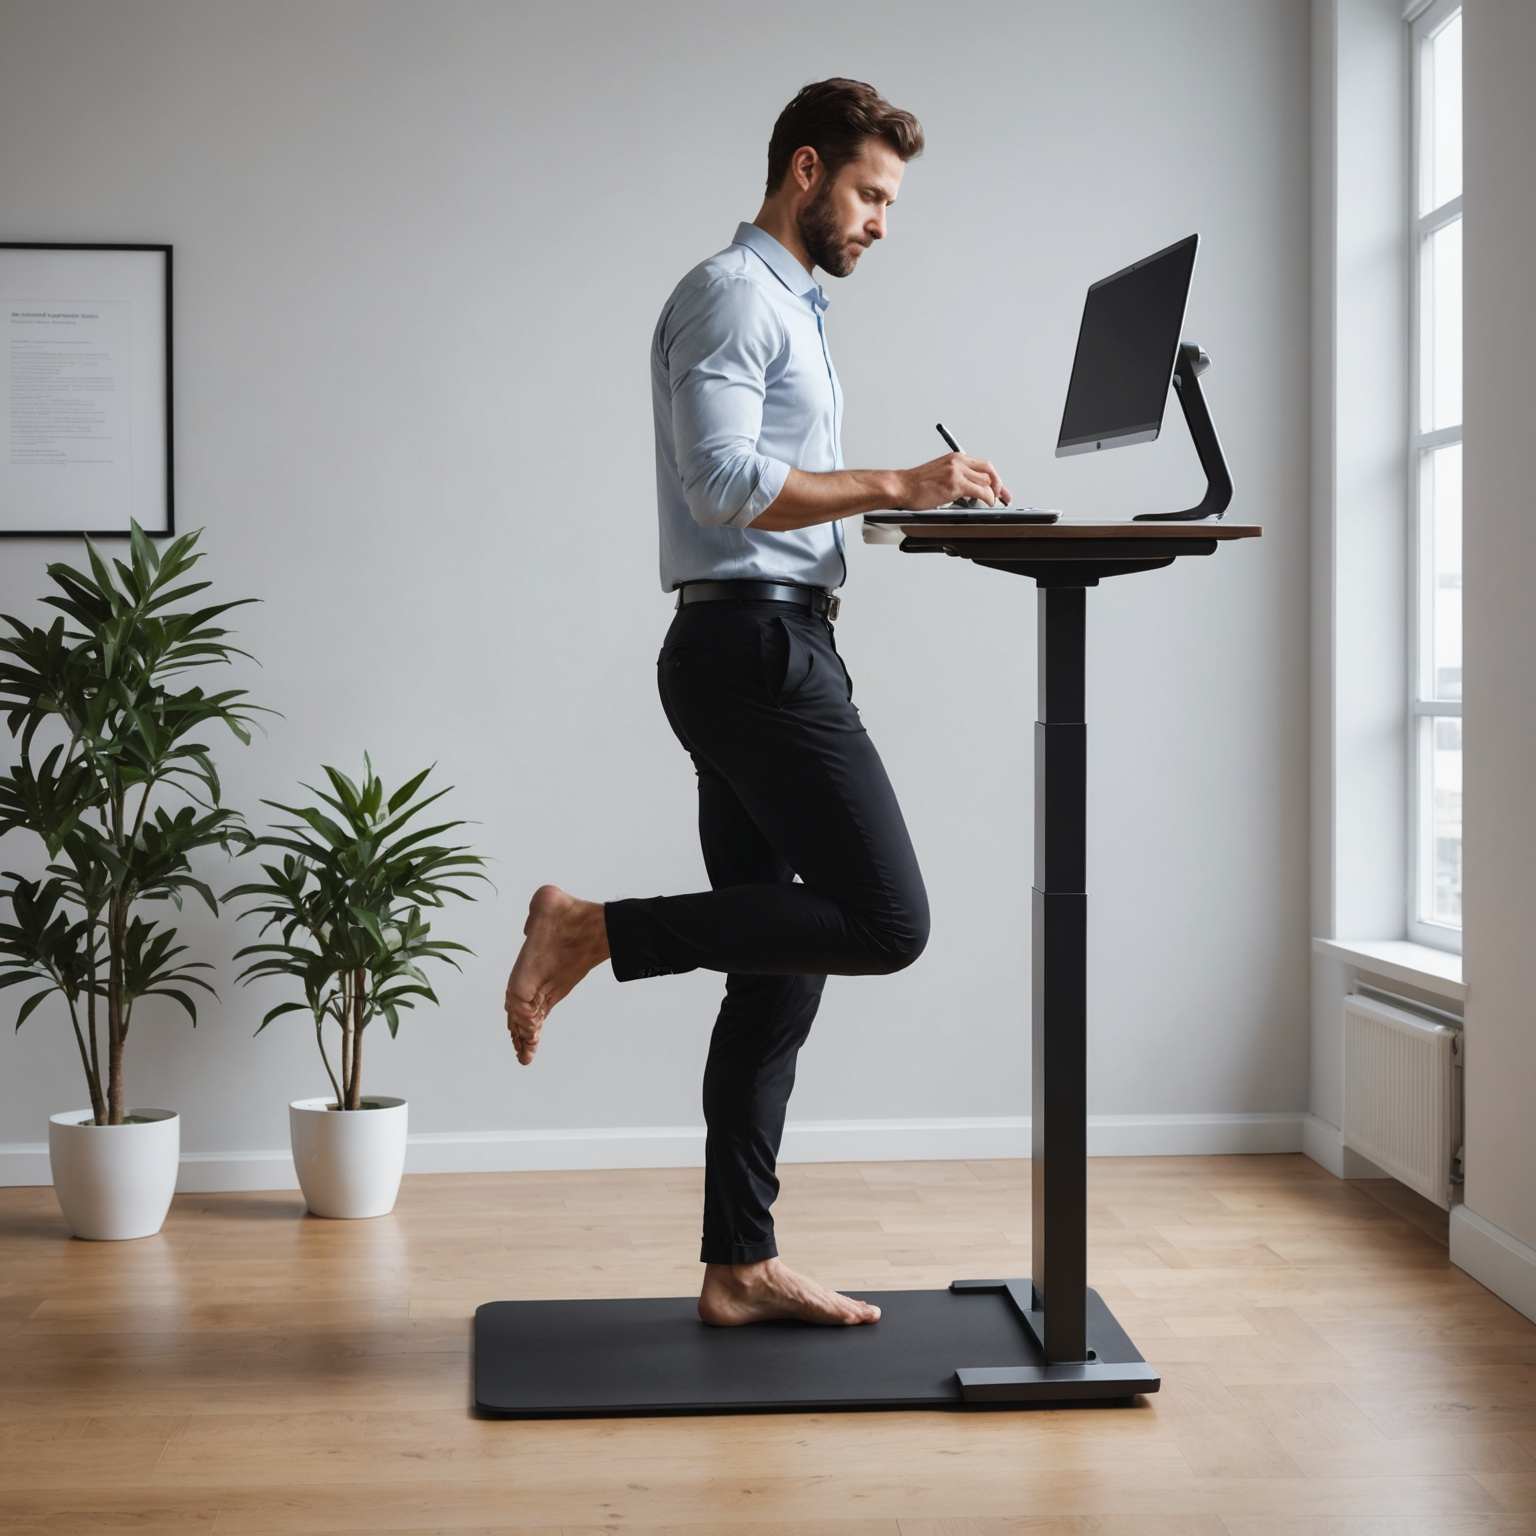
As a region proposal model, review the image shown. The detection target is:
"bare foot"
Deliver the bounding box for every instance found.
[504,884,609,1065]
[697,1256,881,1326]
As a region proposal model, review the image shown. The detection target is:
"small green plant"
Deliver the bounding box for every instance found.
[224,753,492,1109]
[0,519,271,1124]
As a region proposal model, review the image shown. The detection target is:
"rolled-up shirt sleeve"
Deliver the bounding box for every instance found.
[666,275,793,530]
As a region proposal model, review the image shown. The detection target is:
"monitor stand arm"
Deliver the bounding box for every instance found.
[1132,341,1233,522]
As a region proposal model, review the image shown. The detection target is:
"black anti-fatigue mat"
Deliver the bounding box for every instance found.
[473,1282,1158,1417]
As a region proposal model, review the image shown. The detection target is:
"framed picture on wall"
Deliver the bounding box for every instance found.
[0,242,174,539]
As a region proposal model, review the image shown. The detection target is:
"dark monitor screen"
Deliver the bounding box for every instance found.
[1055,234,1198,456]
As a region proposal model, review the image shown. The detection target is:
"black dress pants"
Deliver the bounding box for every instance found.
[602,594,931,1265]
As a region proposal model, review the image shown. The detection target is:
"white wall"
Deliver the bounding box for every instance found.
[1453,0,1536,1309]
[0,0,1312,1182]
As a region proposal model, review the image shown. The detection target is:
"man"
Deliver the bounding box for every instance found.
[504,78,1011,1329]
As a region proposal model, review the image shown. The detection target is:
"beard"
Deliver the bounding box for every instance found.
[796,177,862,278]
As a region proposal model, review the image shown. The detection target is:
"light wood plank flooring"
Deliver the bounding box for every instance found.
[2,1152,1535,1534]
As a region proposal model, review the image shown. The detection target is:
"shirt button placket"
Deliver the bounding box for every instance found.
[815,305,846,571]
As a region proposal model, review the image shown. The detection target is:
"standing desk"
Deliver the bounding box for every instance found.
[854,515,1262,1405]
[474,515,1261,1418]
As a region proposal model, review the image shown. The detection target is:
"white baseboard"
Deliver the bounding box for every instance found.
[1301,1112,1346,1176]
[1449,1202,1536,1326]
[0,1111,1309,1192]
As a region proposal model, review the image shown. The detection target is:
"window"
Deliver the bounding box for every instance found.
[1407,0,1462,950]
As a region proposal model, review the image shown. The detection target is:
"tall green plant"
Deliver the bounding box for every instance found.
[223,754,492,1109]
[0,519,272,1124]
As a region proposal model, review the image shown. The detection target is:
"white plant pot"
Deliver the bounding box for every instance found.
[289,1094,408,1218]
[48,1107,180,1241]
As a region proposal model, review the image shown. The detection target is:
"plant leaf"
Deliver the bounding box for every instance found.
[14,988,55,1031]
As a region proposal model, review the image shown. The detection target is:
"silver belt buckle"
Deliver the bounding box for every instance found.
[826,592,841,623]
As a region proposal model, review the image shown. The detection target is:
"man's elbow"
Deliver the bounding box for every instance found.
[684,489,759,531]
[743,473,793,531]
[682,455,774,531]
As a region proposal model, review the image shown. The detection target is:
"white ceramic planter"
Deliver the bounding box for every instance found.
[289,1095,408,1218]
[48,1107,180,1240]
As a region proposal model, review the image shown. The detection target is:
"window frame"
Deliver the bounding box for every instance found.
[1405,0,1463,953]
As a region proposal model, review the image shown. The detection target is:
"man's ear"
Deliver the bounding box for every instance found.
[793,145,821,193]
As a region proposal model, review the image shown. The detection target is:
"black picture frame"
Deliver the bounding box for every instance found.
[0,241,174,540]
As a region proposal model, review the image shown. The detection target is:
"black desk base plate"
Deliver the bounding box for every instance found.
[473,1281,1159,1417]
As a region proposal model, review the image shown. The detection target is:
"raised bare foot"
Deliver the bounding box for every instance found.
[697,1256,881,1327]
[503,884,609,1066]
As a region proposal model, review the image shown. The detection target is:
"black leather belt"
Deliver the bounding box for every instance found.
[674,578,841,623]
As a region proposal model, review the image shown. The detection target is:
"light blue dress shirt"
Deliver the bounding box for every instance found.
[650,221,847,594]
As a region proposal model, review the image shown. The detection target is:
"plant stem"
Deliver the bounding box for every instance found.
[339,974,352,1111]
[85,917,101,1106]
[106,893,124,1126]
[66,996,105,1123]
[315,1014,342,1108]
[348,964,365,1109]
[106,781,126,1126]
[129,773,155,847]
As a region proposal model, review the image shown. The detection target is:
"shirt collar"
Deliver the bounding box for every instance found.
[731,220,830,311]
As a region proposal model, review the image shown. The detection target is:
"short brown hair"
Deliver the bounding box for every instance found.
[764,78,924,197]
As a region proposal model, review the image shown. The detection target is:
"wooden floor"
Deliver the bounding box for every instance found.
[2,1153,1535,1534]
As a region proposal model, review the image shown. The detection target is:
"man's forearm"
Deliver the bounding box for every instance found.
[745,467,902,532]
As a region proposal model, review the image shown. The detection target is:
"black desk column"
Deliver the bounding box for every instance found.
[1032,581,1088,1362]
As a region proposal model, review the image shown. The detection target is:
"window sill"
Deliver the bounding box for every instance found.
[1311,937,1465,1004]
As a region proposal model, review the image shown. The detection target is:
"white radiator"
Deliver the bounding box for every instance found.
[1342,991,1462,1209]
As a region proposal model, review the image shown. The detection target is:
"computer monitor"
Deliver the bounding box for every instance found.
[1054,233,1198,457]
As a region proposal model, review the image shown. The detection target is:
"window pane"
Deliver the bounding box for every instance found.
[1418,441,1462,702]
[1420,217,1462,431]
[1418,713,1462,930]
[1427,11,1462,212]
[1410,6,1462,945]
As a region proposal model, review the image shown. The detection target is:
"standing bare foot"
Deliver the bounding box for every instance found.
[697,1256,881,1326]
[504,884,610,1066]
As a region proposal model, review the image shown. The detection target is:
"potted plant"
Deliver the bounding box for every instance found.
[223,752,490,1218]
[0,519,268,1239]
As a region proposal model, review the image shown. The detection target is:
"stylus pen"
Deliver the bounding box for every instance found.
[935,420,989,506]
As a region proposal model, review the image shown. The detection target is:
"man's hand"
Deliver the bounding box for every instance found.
[891,452,1011,510]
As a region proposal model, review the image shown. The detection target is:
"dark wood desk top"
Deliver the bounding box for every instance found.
[861,517,1262,543]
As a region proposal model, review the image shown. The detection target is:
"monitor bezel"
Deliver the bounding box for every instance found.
[1054,232,1199,457]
